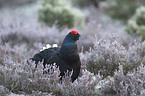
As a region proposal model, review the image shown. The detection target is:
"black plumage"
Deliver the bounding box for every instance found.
[29,30,81,83]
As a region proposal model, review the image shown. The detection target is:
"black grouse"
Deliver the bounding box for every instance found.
[29,30,81,83]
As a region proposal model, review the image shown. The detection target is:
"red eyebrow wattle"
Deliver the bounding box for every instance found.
[71,30,79,34]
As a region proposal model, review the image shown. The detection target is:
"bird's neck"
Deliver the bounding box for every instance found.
[59,37,79,62]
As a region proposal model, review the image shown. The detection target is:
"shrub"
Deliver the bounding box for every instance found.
[0,58,102,95]
[101,64,145,96]
[38,0,83,29]
[81,36,145,77]
[124,40,145,73]
[126,6,145,41]
[100,0,145,22]
[81,38,127,77]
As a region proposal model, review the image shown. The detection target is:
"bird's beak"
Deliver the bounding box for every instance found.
[76,34,81,40]
[78,34,81,37]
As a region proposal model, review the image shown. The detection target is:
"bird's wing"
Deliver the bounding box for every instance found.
[30,47,59,66]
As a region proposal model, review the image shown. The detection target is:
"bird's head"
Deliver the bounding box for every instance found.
[67,30,81,41]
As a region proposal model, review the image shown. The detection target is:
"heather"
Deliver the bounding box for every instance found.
[0,0,145,96]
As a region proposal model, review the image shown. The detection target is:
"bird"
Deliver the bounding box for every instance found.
[28,30,81,83]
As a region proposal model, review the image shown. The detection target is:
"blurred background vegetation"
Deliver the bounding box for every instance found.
[0,0,145,95]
